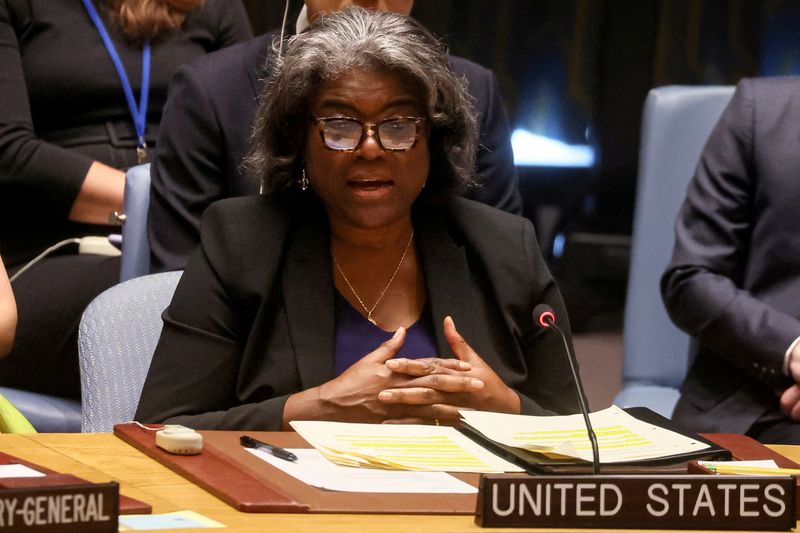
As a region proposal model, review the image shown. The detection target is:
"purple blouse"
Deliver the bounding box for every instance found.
[333,292,438,376]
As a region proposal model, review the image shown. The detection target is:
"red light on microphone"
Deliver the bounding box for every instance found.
[538,311,555,328]
[533,304,556,328]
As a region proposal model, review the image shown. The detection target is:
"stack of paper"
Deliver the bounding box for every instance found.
[245,447,478,493]
[459,405,710,464]
[290,421,523,473]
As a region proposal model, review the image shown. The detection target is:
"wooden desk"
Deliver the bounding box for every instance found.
[1,433,798,533]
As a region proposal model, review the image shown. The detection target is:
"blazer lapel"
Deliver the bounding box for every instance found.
[281,211,336,388]
[416,210,477,359]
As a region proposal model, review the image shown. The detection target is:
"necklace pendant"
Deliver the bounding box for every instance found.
[333,229,414,331]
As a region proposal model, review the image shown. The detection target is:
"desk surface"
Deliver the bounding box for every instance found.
[1,433,797,533]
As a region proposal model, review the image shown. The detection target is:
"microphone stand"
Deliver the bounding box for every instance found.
[537,308,601,474]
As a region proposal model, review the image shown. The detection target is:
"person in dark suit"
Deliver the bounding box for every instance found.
[136,8,577,430]
[147,0,521,273]
[662,77,800,443]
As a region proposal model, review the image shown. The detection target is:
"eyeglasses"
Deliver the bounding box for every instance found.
[311,116,426,152]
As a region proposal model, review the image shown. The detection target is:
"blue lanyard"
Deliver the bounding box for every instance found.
[81,0,151,163]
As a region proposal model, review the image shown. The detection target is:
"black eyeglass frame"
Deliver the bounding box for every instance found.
[310,116,427,152]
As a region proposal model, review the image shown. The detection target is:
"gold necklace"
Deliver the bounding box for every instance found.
[333,230,415,326]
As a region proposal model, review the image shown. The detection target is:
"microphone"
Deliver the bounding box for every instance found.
[533,304,600,474]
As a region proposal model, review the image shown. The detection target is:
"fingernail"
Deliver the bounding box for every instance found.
[378,391,393,401]
[459,362,471,370]
[392,327,404,339]
[386,360,400,369]
[470,379,484,389]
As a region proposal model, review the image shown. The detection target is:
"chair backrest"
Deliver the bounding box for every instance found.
[120,163,152,282]
[78,271,181,432]
[0,392,36,433]
[0,387,81,433]
[613,85,735,417]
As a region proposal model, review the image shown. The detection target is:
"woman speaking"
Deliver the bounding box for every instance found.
[136,7,579,430]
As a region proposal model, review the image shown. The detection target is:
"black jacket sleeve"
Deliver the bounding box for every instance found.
[148,35,269,273]
[136,200,292,430]
[446,201,577,415]
[147,62,228,273]
[0,0,93,217]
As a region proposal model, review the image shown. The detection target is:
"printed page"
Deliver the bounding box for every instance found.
[245,447,477,493]
[290,421,523,473]
[119,510,224,530]
[459,405,710,463]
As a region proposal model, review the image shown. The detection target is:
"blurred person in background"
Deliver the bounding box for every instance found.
[0,0,251,401]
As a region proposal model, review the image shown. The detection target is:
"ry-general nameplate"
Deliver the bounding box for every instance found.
[0,481,118,532]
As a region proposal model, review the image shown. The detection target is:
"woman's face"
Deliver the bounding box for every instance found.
[304,68,430,232]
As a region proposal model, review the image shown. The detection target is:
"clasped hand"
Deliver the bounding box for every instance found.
[312,316,520,425]
[779,346,800,421]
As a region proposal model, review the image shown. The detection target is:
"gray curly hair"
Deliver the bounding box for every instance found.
[245,6,478,199]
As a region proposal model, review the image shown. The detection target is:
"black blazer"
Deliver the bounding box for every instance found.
[662,77,800,435]
[147,31,522,273]
[136,194,578,430]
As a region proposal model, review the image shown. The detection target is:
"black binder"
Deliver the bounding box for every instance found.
[460,407,731,474]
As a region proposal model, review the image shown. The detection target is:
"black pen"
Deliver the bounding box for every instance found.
[240,435,298,462]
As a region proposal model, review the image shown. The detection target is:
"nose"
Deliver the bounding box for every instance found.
[354,125,383,158]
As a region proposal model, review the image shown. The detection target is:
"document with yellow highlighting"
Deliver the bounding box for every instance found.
[458,405,710,464]
[289,421,524,473]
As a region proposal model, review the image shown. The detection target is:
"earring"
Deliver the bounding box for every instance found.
[299,168,309,191]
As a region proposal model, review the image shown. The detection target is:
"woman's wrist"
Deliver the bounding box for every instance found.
[68,161,125,224]
[282,385,324,430]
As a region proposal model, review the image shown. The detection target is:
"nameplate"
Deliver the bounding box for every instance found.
[0,481,118,532]
[475,475,796,530]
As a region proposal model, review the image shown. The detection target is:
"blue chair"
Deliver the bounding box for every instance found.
[0,391,37,433]
[613,85,735,418]
[0,387,81,433]
[120,163,152,282]
[78,271,181,432]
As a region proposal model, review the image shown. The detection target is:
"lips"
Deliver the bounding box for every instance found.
[346,179,393,190]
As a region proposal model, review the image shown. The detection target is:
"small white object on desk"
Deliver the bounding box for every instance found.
[155,425,203,455]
